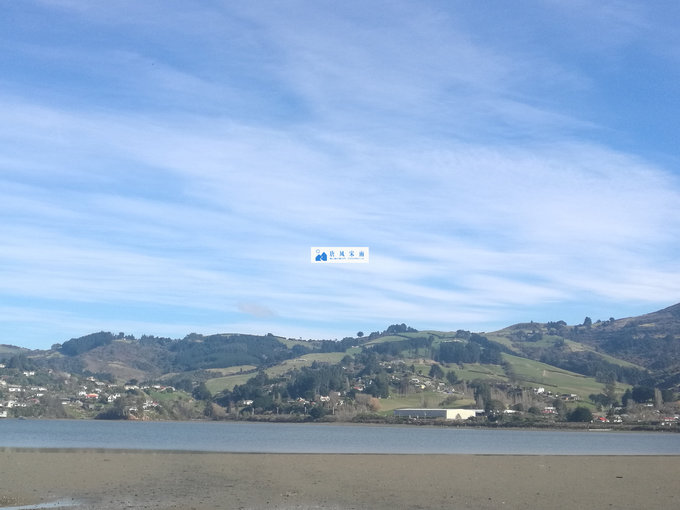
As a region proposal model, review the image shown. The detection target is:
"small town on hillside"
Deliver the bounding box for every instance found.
[1,359,678,427]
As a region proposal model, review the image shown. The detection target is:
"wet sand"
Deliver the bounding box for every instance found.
[1,449,678,509]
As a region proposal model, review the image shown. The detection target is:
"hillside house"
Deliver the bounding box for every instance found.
[142,400,159,410]
[560,393,580,401]
[661,416,679,426]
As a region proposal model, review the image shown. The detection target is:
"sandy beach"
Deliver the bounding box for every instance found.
[1,449,678,509]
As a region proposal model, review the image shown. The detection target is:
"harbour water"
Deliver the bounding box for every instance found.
[1,419,679,455]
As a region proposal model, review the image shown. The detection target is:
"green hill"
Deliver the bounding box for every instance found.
[2,304,678,423]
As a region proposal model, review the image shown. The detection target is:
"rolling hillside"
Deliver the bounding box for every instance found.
[1,304,678,423]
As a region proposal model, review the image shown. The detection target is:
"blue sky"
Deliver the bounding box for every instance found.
[2,1,679,349]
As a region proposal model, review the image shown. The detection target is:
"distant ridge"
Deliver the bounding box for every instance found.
[1,303,678,389]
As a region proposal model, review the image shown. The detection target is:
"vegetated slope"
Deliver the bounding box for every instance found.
[79,338,175,382]
[488,324,649,386]
[0,344,28,356]
[574,303,680,364]
[486,303,680,389]
[36,332,297,382]
[171,333,292,370]
[571,303,680,387]
[7,303,679,391]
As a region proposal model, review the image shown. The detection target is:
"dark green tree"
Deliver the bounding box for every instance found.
[192,382,212,401]
[552,398,567,416]
[428,364,444,380]
[95,397,128,420]
[7,354,34,371]
[631,386,655,403]
[661,389,675,403]
[472,382,491,408]
[621,388,632,407]
[485,399,505,419]
[204,401,215,418]
[366,373,389,398]
[309,406,327,420]
[173,378,193,393]
[567,406,593,422]
[252,394,274,411]
[589,393,615,409]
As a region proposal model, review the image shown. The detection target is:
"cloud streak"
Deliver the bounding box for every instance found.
[1,2,679,348]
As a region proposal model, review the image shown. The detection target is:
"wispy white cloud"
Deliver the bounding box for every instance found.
[1,2,679,348]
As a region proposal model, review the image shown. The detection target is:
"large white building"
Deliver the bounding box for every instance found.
[393,408,481,420]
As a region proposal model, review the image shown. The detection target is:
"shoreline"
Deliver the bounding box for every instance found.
[3,415,679,434]
[3,446,680,456]
[2,450,680,509]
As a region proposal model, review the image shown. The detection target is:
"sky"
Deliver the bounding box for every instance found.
[1,1,680,350]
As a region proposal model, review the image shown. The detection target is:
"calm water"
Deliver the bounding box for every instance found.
[1,419,679,455]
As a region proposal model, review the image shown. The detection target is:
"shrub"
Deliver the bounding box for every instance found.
[567,406,593,422]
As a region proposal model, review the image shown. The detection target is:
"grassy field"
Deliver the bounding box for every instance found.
[378,392,477,414]
[208,365,258,376]
[265,352,347,377]
[147,389,195,403]
[363,334,413,345]
[205,373,256,394]
[501,353,615,397]
[378,392,447,412]
[419,330,456,338]
[562,339,645,368]
[486,330,647,372]
[277,338,316,349]
[175,365,257,394]
[203,353,348,394]
[483,332,517,350]
[450,363,508,382]
[364,332,458,347]
[433,355,625,400]
[403,359,436,376]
